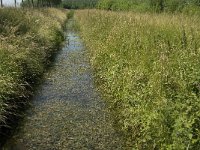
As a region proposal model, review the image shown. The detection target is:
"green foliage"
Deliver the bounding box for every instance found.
[0,8,67,124]
[97,0,200,13]
[75,10,200,149]
[149,0,165,12]
[22,0,62,7]
[97,0,141,11]
[67,10,74,19]
[62,0,98,9]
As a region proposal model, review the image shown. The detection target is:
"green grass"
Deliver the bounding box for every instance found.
[75,9,200,149]
[0,8,67,125]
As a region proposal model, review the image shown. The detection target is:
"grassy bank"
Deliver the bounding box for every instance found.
[75,10,200,149]
[0,8,67,126]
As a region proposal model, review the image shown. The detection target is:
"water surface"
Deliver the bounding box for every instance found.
[3,20,126,150]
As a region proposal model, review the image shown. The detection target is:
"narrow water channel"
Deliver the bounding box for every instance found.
[3,20,126,150]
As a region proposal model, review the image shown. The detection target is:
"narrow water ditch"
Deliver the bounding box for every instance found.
[3,19,126,150]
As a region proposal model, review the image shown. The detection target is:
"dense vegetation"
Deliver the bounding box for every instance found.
[21,0,62,7]
[0,8,67,126]
[62,0,98,9]
[75,9,200,149]
[19,0,200,15]
[97,0,200,13]
[1,0,200,149]
[20,0,97,9]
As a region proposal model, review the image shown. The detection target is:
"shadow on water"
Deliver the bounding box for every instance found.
[3,19,128,150]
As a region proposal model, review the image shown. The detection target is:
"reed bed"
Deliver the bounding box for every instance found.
[75,10,200,149]
[0,8,67,125]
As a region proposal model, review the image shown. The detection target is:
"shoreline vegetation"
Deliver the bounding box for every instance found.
[0,8,67,140]
[75,9,200,149]
[1,0,200,149]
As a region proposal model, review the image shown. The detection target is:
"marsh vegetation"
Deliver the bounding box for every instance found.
[75,9,200,149]
[3,20,127,149]
[1,0,200,149]
[0,8,67,146]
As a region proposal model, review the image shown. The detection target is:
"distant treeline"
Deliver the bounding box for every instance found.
[60,0,200,14]
[21,0,97,8]
[62,0,98,9]
[20,0,200,14]
[97,0,200,13]
[21,0,62,7]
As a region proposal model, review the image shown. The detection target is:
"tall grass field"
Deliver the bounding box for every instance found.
[75,10,200,149]
[0,8,67,127]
